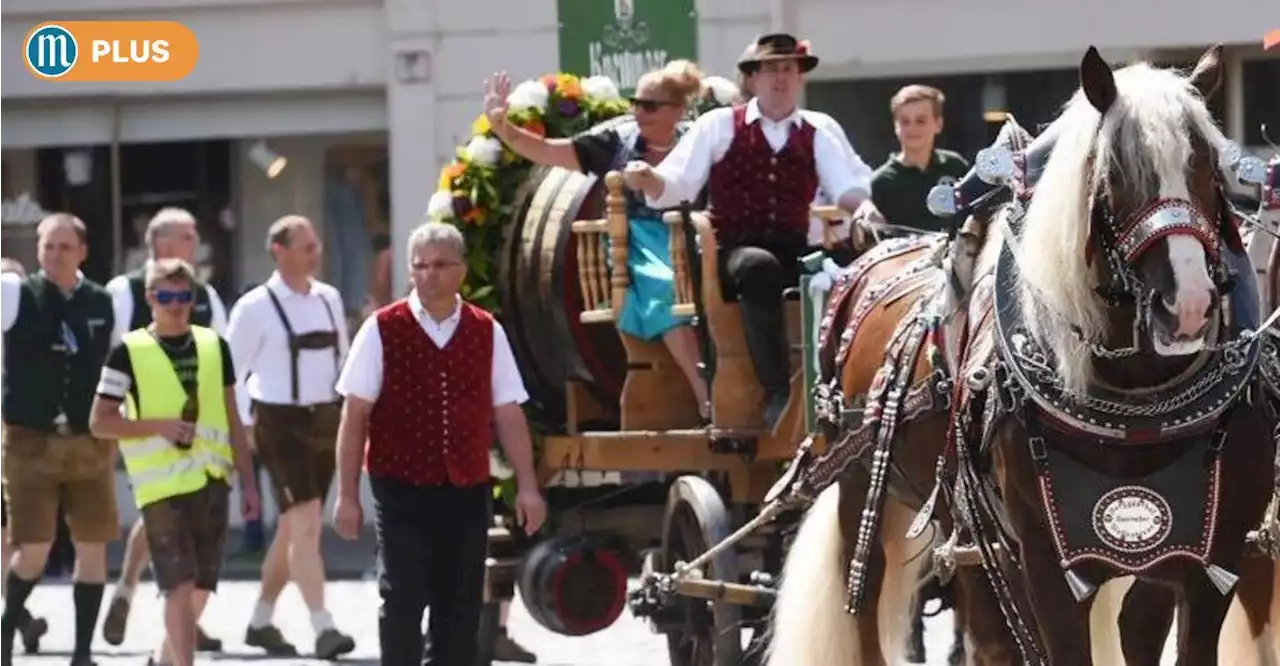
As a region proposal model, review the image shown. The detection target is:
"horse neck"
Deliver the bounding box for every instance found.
[1089,305,1199,390]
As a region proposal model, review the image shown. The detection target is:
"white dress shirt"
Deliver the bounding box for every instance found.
[803,110,861,245]
[336,293,528,407]
[226,272,349,407]
[646,98,873,212]
[104,268,228,342]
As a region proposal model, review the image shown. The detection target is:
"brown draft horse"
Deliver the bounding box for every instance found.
[764,119,1034,665]
[1093,154,1280,666]
[953,45,1278,665]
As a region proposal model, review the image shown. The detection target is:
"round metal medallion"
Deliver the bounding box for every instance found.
[1091,486,1172,553]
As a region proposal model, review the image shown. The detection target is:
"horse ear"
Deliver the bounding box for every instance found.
[1080,46,1117,114]
[1188,44,1224,98]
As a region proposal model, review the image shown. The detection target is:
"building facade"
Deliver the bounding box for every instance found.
[2,0,1276,306]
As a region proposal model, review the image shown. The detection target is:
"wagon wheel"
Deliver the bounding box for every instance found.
[659,476,743,666]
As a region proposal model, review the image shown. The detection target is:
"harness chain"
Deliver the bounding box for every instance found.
[842,297,935,612]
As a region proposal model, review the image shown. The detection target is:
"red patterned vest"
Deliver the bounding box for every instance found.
[707,104,819,247]
[366,299,494,487]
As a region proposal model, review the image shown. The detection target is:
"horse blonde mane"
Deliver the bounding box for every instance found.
[1016,62,1228,393]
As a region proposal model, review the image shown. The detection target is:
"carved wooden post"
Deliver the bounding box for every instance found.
[605,171,629,317]
[668,216,690,306]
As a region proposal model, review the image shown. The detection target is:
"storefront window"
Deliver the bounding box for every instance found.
[1243,58,1279,148]
[324,145,391,319]
[807,68,1077,166]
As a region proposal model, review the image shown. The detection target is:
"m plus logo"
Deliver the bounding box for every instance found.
[25,24,78,79]
[22,21,198,83]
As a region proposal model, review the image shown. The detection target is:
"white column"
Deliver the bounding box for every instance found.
[386,0,440,293]
[1224,48,1245,146]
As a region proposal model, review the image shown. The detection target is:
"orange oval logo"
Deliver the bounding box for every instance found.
[24,21,198,82]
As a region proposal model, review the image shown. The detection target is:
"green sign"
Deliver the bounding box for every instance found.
[557,0,698,94]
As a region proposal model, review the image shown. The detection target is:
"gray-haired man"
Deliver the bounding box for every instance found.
[334,222,545,666]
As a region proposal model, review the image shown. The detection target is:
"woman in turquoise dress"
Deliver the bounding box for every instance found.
[484,61,710,419]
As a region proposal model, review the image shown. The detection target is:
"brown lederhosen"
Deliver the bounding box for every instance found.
[1,423,119,545]
[252,288,342,511]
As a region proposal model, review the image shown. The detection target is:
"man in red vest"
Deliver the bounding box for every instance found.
[625,33,873,428]
[331,221,546,666]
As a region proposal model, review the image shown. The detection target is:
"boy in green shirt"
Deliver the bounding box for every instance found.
[870,85,970,234]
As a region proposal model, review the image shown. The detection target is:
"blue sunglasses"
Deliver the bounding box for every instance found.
[153,289,194,306]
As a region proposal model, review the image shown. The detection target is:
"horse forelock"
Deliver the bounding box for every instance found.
[1016,62,1226,394]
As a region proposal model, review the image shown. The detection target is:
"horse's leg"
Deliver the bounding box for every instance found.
[1088,576,1133,664]
[876,497,932,665]
[1116,579,1176,666]
[766,481,862,666]
[953,563,1021,665]
[1174,578,1234,666]
[997,469,1094,666]
[1218,556,1277,665]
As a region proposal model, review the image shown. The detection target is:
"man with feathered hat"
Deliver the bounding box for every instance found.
[624,33,873,428]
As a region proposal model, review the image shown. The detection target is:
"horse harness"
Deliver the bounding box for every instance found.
[936,140,1280,663]
[776,125,1280,664]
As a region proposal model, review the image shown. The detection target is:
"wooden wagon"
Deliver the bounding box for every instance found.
[475,165,854,666]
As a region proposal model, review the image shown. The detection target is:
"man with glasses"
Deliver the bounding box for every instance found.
[1,214,120,666]
[101,207,228,651]
[226,215,355,659]
[333,221,546,666]
[624,33,874,428]
[89,257,260,666]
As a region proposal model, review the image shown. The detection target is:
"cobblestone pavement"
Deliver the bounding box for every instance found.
[15,580,982,665]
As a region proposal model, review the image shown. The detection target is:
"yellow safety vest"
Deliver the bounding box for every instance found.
[120,325,233,509]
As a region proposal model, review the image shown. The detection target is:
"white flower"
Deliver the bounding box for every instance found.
[702,76,740,106]
[582,75,621,101]
[464,136,503,167]
[426,190,455,221]
[507,79,549,112]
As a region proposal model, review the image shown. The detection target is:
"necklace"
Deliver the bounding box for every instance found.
[647,141,674,152]
[150,329,193,352]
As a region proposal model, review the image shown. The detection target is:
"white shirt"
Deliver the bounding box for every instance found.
[226,272,349,407]
[646,98,873,212]
[104,269,228,343]
[1,270,112,340]
[803,110,861,245]
[335,292,528,407]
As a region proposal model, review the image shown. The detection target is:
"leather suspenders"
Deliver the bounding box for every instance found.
[262,287,341,404]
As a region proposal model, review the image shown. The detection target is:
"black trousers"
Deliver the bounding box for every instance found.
[372,476,490,666]
[719,240,810,400]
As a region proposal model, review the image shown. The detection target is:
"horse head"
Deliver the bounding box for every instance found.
[1015,44,1237,392]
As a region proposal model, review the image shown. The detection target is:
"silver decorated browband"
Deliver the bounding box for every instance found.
[1114,199,1219,263]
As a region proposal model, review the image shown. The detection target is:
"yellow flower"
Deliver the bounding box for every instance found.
[438,162,466,190]
[556,73,583,100]
[472,114,492,136]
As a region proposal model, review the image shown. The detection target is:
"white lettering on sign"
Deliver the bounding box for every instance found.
[1092,486,1173,554]
[1,193,50,225]
[90,39,171,64]
[588,41,666,92]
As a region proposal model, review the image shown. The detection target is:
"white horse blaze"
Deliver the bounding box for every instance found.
[1163,234,1214,337]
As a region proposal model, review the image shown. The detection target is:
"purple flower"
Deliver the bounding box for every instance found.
[558,98,581,116]
[452,194,474,218]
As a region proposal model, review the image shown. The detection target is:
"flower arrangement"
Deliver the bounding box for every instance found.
[428,71,741,312]
[427,72,630,311]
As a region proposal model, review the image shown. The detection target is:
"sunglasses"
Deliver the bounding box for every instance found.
[629,97,677,112]
[153,289,194,306]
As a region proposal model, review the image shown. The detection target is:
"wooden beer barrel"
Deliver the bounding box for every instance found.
[517,534,628,636]
[497,165,626,426]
